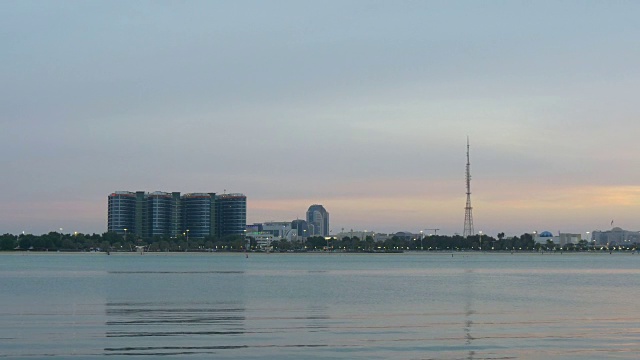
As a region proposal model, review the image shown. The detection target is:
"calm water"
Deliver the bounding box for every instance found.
[1,252,640,359]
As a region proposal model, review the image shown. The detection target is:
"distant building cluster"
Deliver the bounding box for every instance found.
[533,231,581,246]
[108,191,246,239]
[246,204,329,248]
[531,227,640,247]
[591,227,640,246]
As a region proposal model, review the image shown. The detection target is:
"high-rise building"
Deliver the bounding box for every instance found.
[148,191,177,238]
[306,204,329,237]
[107,190,246,240]
[107,191,137,235]
[169,192,182,238]
[215,193,247,238]
[134,191,148,239]
[291,219,309,238]
[181,193,216,239]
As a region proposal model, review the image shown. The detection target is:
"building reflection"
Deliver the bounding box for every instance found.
[104,270,247,356]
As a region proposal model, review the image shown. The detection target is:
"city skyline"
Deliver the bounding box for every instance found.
[2,2,640,237]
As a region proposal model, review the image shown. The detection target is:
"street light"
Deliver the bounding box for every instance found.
[420,230,424,250]
[124,228,128,242]
[243,229,248,250]
[186,229,189,251]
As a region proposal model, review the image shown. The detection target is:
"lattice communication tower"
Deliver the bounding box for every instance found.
[463,137,474,237]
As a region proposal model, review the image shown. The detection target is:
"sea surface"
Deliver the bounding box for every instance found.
[1,252,640,359]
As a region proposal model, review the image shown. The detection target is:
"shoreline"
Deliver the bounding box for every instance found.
[0,250,634,256]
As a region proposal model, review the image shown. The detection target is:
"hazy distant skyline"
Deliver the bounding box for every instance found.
[2,1,640,237]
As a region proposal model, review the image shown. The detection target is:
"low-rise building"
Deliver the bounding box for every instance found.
[591,227,640,246]
[534,231,582,246]
[247,232,279,249]
[252,222,299,242]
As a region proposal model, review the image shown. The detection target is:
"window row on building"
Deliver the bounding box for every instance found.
[107,191,246,239]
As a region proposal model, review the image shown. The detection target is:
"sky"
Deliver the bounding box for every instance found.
[2,1,640,237]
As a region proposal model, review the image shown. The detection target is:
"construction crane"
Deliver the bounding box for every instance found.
[417,228,440,251]
[424,228,440,236]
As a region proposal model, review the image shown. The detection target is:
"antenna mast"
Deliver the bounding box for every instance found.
[463,137,474,237]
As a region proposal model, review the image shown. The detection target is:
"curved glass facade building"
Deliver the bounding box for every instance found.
[181,193,215,239]
[148,192,181,238]
[107,191,137,235]
[108,191,246,240]
[215,193,247,238]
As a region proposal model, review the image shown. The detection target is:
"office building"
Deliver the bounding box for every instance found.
[148,191,182,238]
[134,191,148,239]
[107,191,137,235]
[291,219,309,238]
[306,204,329,237]
[261,221,297,241]
[215,193,247,238]
[181,193,216,239]
[107,190,246,240]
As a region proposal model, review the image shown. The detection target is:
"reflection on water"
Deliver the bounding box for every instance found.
[103,301,339,356]
[105,302,246,356]
[104,265,249,357]
[463,268,475,360]
[109,271,245,274]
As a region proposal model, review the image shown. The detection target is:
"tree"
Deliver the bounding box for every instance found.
[102,232,123,245]
[61,238,76,250]
[306,236,326,250]
[365,236,375,251]
[31,236,47,250]
[99,241,111,252]
[0,234,16,250]
[230,238,245,250]
[501,236,514,251]
[19,234,36,249]
[577,239,588,251]
[177,240,188,251]
[158,240,170,252]
[545,239,555,251]
[277,239,291,251]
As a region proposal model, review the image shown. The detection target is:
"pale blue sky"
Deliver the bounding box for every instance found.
[2,1,640,236]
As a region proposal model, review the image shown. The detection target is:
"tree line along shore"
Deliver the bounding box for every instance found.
[0,231,633,253]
